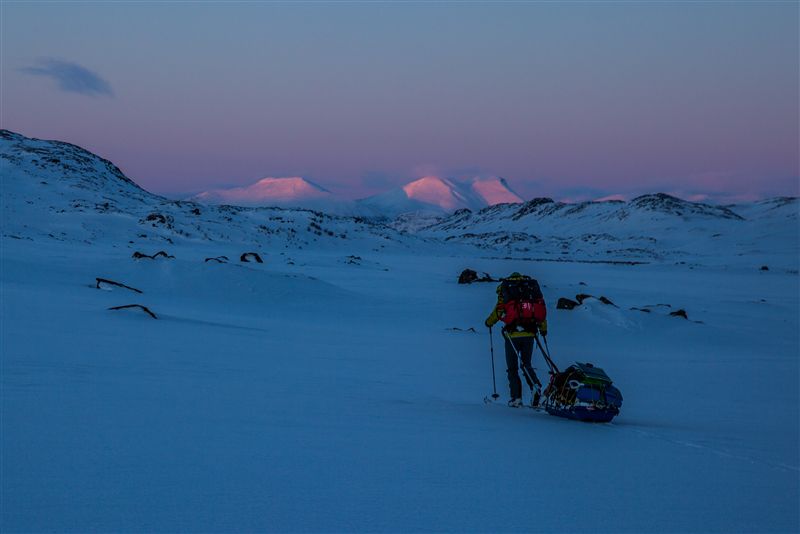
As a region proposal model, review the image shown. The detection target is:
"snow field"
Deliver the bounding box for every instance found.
[2,237,797,532]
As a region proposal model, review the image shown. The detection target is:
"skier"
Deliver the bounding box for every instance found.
[484,272,548,408]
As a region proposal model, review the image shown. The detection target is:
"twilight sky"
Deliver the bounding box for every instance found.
[2,1,798,202]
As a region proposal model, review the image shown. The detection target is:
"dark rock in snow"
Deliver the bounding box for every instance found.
[670,309,689,319]
[598,296,617,307]
[142,212,174,228]
[458,269,479,284]
[132,250,174,260]
[557,297,579,310]
[760,265,769,271]
[108,304,157,319]
[205,256,229,263]
[240,252,263,263]
[630,307,651,313]
[95,277,142,294]
[458,269,495,284]
[574,294,616,306]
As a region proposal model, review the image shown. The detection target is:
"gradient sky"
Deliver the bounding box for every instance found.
[2,1,798,201]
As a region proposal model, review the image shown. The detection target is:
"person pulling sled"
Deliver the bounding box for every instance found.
[484,272,548,408]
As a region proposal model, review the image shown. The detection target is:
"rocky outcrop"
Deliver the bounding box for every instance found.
[669,309,688,319]
[557,298,579,310]
[458,269,495,284]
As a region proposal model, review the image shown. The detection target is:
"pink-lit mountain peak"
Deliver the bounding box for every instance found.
[245,177,331,199]
[192,177,333,206]
[190,174,523,215]
[402,176,470,211]
[400,175,522,211]
[470,176,524,205]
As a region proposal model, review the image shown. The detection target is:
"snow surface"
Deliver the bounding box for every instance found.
[2,129,799,532]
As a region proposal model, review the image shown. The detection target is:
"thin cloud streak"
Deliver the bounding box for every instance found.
[20,58,113,97]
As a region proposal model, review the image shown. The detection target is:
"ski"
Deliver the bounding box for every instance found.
[484,397,546,412]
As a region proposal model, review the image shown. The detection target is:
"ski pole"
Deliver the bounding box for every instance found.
[488,327,499,400]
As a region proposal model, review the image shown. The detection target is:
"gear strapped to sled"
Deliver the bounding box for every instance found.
[540,356,623,423]
[534,337,623,422]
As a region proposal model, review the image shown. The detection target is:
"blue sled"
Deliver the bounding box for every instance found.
[541,363,623,423]
[545,404,620,423]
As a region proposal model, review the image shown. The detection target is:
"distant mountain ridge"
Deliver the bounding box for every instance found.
[190,174,523,216]
[420,193,754,236]
[0,129,411,250]
[1,129,797,267]
[190,177,334,207]
[357,175,523,216]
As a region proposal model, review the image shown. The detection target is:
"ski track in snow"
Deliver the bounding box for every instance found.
[607,423,800,475]
[487,398,799,475]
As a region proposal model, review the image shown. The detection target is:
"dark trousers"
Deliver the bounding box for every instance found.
[504,335,539,400]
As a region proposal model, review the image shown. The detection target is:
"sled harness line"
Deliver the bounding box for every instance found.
[535,334,560,375]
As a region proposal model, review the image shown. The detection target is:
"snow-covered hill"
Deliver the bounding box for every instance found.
[0,130,418,253]
[416,194,799,268]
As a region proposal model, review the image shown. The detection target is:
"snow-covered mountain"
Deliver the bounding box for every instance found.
[0,129,414,251]
[358,175,523,216]
[1,129,797,268]
[189,175,522,217]
[191,177,333,206]
[189,176,361,215]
